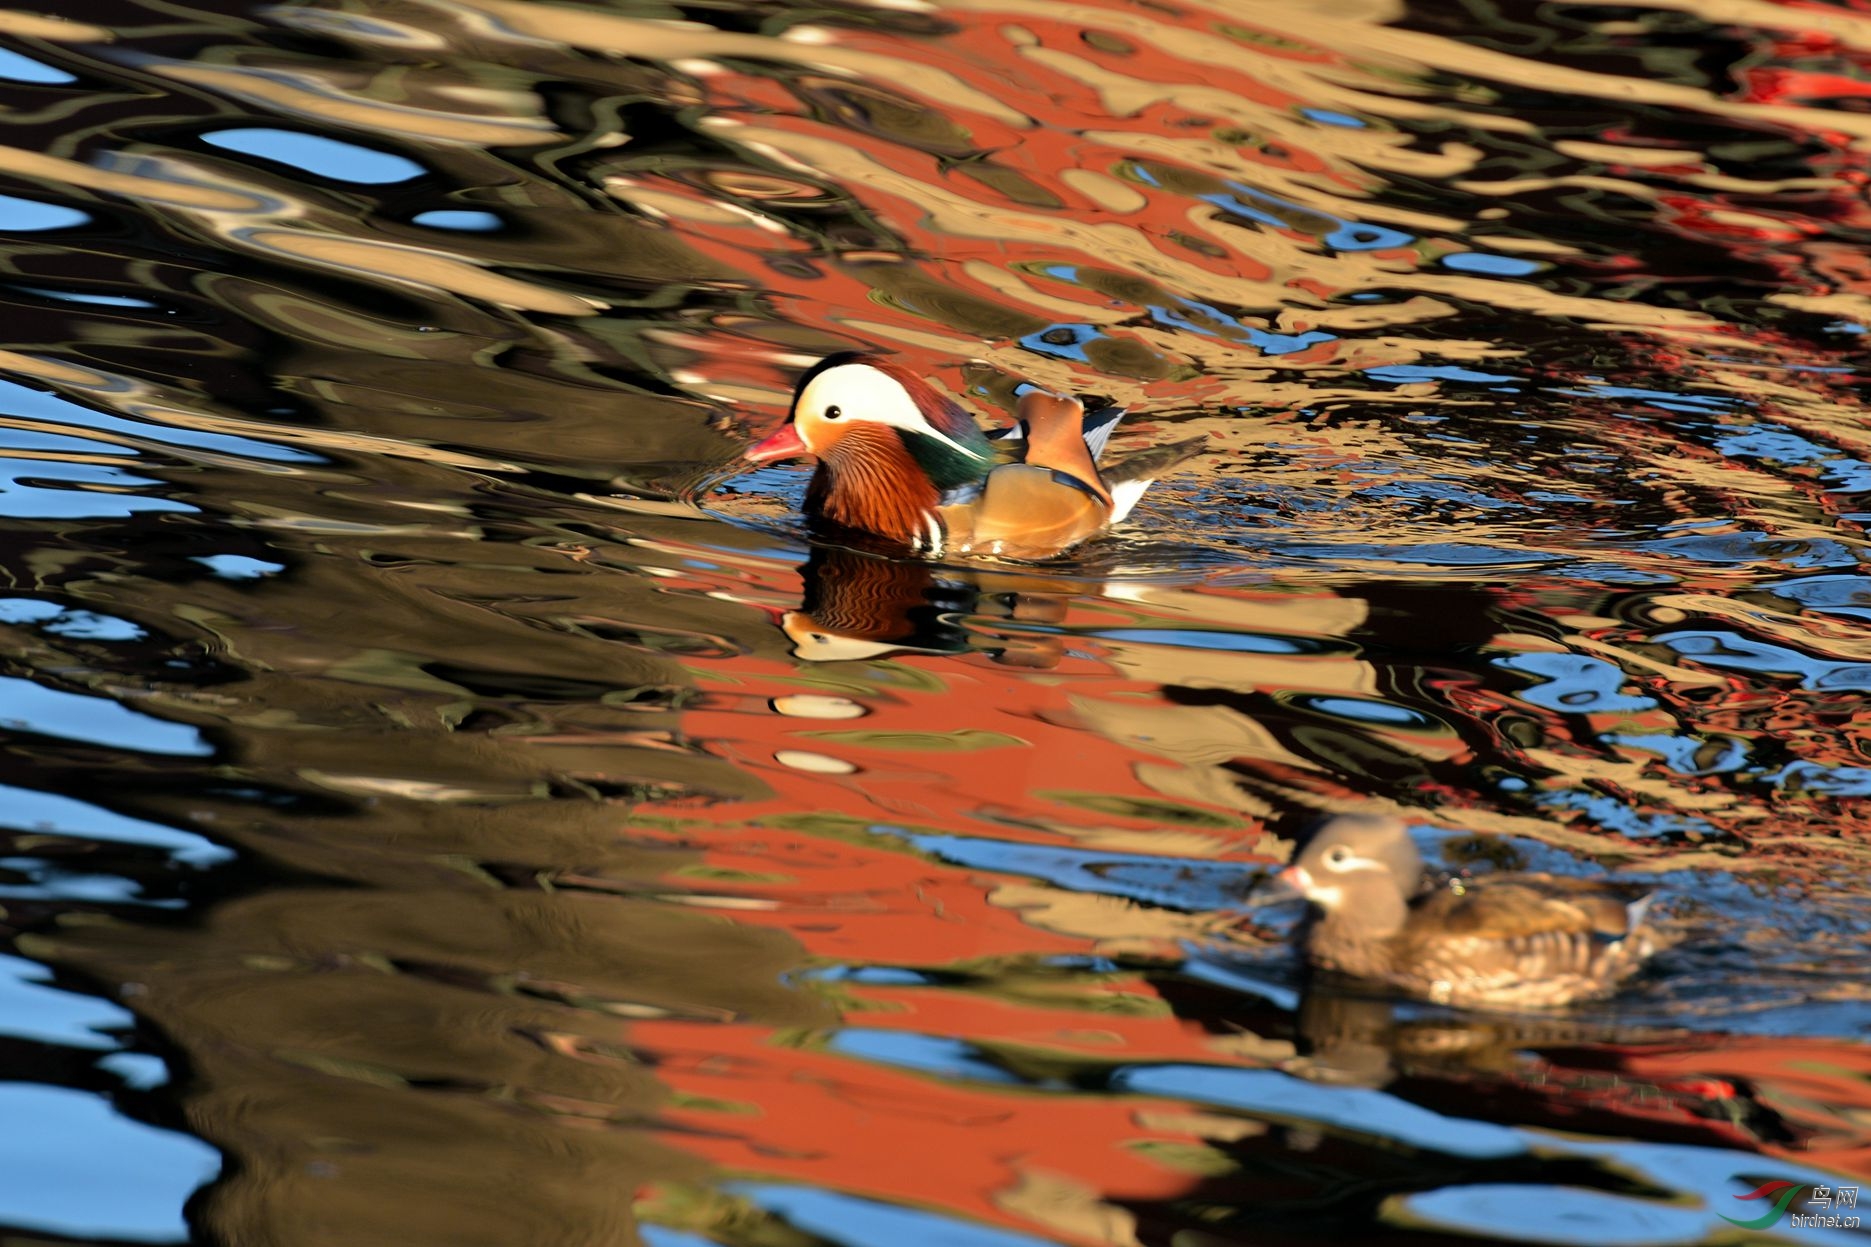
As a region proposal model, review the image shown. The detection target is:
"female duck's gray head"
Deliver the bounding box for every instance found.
[1278,814,1424,926]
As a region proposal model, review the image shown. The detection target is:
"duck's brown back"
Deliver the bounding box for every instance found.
[1305,873,1660,1009]
[1396,875,1658,1008]
[1411,875,1648,938]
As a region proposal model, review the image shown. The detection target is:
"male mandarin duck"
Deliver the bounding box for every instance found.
[1275,814,1664,1009]
[743,353,1201,561]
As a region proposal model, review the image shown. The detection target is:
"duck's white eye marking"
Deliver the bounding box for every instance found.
[798,364,983,460]
[1324,845,1351,870]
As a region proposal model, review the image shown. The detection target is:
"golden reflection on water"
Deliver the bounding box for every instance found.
[0,0,1870,1244]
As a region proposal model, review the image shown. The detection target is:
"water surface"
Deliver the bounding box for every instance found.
[0,0,1869,1243]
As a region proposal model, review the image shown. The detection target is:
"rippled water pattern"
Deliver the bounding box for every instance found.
[1,0,1869,1243]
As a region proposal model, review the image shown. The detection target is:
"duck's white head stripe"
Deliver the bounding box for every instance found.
[918,511,945,557]
[797,364,985,460]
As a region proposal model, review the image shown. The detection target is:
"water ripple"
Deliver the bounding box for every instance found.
[0,0,1867,1243]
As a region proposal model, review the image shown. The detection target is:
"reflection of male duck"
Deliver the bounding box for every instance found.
[779,545,1074,667]
[780,546,971,663]
[745,353,1201,560]
[1272,814,1665,1008]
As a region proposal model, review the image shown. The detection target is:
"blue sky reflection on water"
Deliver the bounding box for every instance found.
[0,955,134,1050]
[0,193,87,231]
[0,676,211,757]
[200,127,426,184]
[0,783,231,866]
[0,1084,219,1243]
[0,459,195,520]
[1396,1184,1714,1247]
[1115,1065,1526,1158]
[0,380,320,464]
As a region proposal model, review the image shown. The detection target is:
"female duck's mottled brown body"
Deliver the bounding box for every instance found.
[745,353,1199,560]
[1277,814,1662,1009]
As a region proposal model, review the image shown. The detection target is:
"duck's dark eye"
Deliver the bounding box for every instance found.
[1324,846,1350,868]
[823,405,842,420]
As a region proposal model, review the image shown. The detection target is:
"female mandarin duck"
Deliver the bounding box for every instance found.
[744,353,1201,561]
[1276,814,1664,1009]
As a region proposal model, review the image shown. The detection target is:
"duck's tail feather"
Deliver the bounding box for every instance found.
[1622,890,1661,940]
[1080,405,1126,462]
[1102,435,1205,523]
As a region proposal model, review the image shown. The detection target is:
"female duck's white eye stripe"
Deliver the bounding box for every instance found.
[798,364,985,460]
[1321,849,1388,873]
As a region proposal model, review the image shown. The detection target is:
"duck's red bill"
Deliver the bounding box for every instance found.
[745,423,810,463]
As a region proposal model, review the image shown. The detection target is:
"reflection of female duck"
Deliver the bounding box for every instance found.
[745,353,1201,560]
[1277,992,1791,1161]
[1275,814,1663,1008]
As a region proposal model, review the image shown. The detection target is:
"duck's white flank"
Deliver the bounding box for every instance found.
[1108,477,1151,524]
